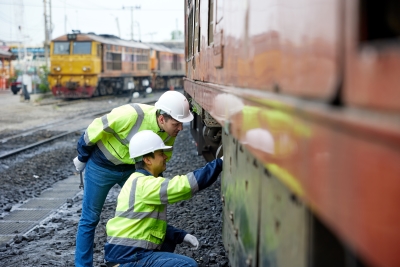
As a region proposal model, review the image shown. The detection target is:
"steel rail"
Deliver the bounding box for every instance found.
[0,98,159,159]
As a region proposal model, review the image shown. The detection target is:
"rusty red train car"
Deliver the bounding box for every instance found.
[184,1,400,267]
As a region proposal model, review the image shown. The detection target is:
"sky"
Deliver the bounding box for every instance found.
[0,0,185,46]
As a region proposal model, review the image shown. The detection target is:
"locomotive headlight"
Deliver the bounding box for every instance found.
[54,66,61,71]
[82,67,91,72]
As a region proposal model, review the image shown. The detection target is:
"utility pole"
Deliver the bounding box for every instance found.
[43,0,49,67]
[116,17,121,38]
[123,5,141,41]
[49,0,52,40]
[134,21,141,41]
[64,0,67,33]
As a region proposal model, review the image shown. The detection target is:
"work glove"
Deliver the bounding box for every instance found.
[73,157,86,172]
[183,234,199,249]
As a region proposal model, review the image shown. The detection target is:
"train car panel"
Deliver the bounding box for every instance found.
[259,163,308,267]
[344,0,400,111]
[148,43,185,90]
[186,0,341,101]
[186,77,400,267]
[222,131,309,267]
[221,134,261,267]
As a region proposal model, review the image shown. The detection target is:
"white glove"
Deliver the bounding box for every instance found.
[183,234,199,249]
[220,156,223,161]
[73,157,86,172]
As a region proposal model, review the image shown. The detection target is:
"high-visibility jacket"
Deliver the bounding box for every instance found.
[76,103,175,170]
[104,159,223,263]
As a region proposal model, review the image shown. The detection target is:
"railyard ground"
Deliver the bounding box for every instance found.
[0,89,229,267]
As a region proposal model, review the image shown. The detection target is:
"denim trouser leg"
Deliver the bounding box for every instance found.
[75,159,134,267]
[119,251,198,267]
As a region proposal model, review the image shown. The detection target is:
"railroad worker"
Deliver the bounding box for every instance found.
[72,90,194,267]
[104,130,224,267]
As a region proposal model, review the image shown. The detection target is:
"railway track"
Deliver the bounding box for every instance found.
[0,94,160,159]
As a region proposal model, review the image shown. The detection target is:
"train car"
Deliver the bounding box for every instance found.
[48,33,185,98]
[147,43,185,91]
[183,1,400,267]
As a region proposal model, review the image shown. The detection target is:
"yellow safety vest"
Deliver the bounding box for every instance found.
[83,104,174,165]
[106,171,198,249]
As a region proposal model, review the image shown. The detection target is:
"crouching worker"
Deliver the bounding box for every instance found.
[104,130,223,267]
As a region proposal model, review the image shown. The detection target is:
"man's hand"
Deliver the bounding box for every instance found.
[73,157,86,172]
[183,234,199,249]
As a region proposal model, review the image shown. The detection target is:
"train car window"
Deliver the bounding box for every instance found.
[359,0,400,45]
[53,42,70,55]
[73,42,92,54]
[137,63,148,70]
[194,0,200,53]
[106,52,122,70]
[112,53,122,70]
[187,0,194,60]
[208,0,214,45]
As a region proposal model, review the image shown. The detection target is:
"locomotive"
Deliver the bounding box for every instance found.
[184,1,400,267]
[48,33,185,98]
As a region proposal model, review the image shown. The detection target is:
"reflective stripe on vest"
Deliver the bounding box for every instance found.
[186,172,199,195]
[83,104,146,165]
[127,104,145,141]
[101,104,145,146]
[107,236,160,250]
[115,174,167,221]
[97,141,124,165]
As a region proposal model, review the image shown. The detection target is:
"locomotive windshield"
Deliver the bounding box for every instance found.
[53,42,70,55]
[73,42,92,54]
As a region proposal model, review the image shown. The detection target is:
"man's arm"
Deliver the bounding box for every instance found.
[165,224,187,244]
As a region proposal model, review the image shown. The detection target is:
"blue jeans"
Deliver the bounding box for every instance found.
[119,251,198,267]
[75,158,135,267]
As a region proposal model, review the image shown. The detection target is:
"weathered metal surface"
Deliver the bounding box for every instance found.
[185,79,400,267]
[184,1,400,266]
[0,221,36,235]
[344,0,400,111]
[259,166,308,267]
[187,0,341,100]
[3,210,52,222]
[222,133,260,267]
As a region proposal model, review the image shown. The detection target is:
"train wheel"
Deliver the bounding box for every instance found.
[156,77,165,90]
[99,84,107,96]
[93,88,99,97]
[106,85,114,95]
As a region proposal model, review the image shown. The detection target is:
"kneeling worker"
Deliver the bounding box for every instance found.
[104,130,223,266]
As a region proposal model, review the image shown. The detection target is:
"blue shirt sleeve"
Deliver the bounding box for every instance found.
[193,158,223,190]
[76,131,95,162]
[165,224,187,244]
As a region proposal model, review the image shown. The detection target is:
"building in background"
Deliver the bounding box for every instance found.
[0,40,16,90]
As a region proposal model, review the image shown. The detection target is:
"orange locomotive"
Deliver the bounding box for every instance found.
[48,33,185,98]
[184,1,400,267]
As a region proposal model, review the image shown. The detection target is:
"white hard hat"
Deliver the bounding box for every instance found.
[155,91,194,123]
[129,130,172,160]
